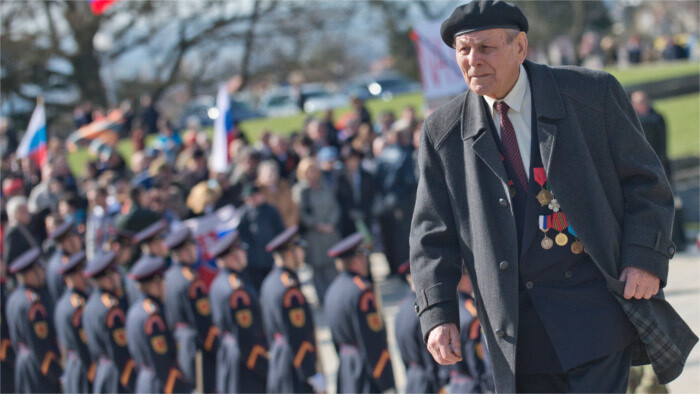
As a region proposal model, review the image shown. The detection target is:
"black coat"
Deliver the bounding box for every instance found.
[336,168,375,237]
[410,60,695,391]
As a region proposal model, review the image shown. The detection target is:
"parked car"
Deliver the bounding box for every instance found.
[180,95,263,128]
[344,72,421,101]
[300,83,348,113]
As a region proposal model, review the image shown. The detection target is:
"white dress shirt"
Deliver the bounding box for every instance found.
[483,64,532,179]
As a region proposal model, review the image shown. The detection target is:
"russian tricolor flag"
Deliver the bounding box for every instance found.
[88,0,118,15]
[210,83,235,173]
[17,100,47,168]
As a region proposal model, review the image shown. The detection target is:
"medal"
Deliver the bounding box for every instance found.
[548,198,561,212]
[568,226,584,254]
[555,233,569,246]
[538,215,553,250]
[571,240,584,254]
[533,168,553,206]
[551,212,569,246]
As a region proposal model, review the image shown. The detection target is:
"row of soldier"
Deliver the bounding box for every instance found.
[2,217,494,393]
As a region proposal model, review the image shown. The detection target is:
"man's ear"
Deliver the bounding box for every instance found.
[516,32,528,63]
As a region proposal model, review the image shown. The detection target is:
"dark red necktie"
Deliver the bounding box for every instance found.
[495,101,528,191]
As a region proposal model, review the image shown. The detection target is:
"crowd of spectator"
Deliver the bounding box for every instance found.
[1,96,423,304]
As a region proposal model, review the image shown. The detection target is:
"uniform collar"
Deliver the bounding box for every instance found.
[483,64,528,114]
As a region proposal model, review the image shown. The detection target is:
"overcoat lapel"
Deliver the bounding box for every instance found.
[461,90,509,186]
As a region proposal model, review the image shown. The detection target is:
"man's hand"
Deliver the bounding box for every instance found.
[619,266,660,300]
[427,323,462,365]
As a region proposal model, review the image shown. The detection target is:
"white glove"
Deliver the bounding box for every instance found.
[307,372,326,393]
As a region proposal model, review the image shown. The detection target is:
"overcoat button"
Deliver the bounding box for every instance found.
[668,246,675,256]
[499,261,509,270]
[525,281,534,289]
[495,329,505,338]
[499,198,508,207]
[414,304,419,313]
[564,270,573,279]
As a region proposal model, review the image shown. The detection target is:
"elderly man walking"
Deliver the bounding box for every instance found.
[409,1,697,393]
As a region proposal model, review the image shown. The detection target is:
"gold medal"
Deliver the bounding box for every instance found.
[536,189,553,207]
[541,236,554,250]
[555,232,568,246]
[571,240,584,254]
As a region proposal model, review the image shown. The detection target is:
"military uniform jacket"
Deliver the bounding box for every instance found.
[1,281,16,393]
[395,291,441,394]
[324,271,395,393]
[6,284,62,393]
[164,262,219,391]
[83,288,136,393]
[261,265,318,393]
[46,248,67,301]
[410,60,697,392]
[126,295,192,394]
[54,288,94,393]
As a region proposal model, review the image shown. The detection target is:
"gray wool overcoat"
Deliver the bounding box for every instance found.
[409,60,697,393]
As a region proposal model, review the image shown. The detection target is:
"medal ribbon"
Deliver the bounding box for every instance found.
[533,167,547,187]
[538,215,549,231]
[569,226,577,237]
[551,212,568,231]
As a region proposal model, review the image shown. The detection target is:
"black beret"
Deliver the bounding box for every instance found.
[9,247,41,274]
[129,255,166,282]
[133,219,168,245]
[441,0,528,47]
[83,251,117,278]
[57,251,87,275]
[265,226,307,253]
[164,227,192,250]
[209,231,248,259]
[328,232,365,259]
[50,220,75,241]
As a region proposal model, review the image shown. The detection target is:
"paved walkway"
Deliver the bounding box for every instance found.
[303,250,700,393]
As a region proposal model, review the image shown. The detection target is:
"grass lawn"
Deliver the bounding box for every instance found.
[654,93,700,159]
[604,61,699,86]
[67,61,699,175]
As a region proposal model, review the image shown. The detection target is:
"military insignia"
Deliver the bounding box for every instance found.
[70,293,84,308]
[112,328,127,347]
[281,272,296,287]
[101,293,117,308]
[196,298,211,316]
[142,299,158,315]
[228,274,242,290]
[151,335,168,355]
[571,240,584,254]
[182,267,194,281]
[34,321,48,339]
[289,308,305,328]
[79,328,88,344]
[235,309,253,329]
[539,215,554,250]
[548,198,561,212]
[536,189,553,207]
[366,312,383,332]
[475,343,485,360]
[282,288,305,308]
[551,212,568,246]
[568,226,584,255]
[359,291,376,312]
[533,168,553,206]
[230,289,251,309]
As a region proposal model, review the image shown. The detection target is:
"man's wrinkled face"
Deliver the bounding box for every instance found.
[455,28,527,100]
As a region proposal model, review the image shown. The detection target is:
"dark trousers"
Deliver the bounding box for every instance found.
[516,345,633,393]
